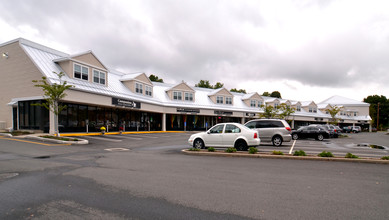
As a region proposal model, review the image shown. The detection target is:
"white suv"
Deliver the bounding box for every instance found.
[245,119,292,146]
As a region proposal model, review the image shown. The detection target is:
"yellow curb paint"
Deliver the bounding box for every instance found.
[58,131,187,137]
[0,137,71,146]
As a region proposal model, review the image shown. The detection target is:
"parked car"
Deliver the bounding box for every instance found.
[309,124,338,138]
[188,123,260,151]
[292,126,330,141]
[352,126,362,133]
[244,119,292,146]
[334,126,343,134]
[343,126,352,133]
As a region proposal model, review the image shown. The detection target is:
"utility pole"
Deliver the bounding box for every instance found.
[377,102,380,130]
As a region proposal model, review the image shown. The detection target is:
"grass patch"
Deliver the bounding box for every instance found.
[208,147,215,152]
[381,156,389,160]
[318,151,334,157]
[272,150,284,155]
[293,150,307,156]
[225,147,237,153]
[188,148,200,151]
[248,147,258,154]
[40,135,79,141]
[370,145,385,150]
[339,134,349,138]
[345,152,359,159]
[3,131,33,136]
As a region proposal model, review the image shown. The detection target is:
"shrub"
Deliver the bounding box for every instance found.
[345,153,359,159]
[188,148,200,151]
[293,150,306,156]
[381,156,389,160]
[272,150,284,155]
[248,147,258,154]
[225,147,237,153]
[318,151,334,157]
[208,147,215,152]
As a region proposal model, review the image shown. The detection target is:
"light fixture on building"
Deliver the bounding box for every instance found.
[2,52,8,59]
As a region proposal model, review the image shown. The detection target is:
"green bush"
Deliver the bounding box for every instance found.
[381,156,389,160]
[318,151,334,157]
[248,147,258,154]
[225,147,237,153]
[272,150,284,155]
[188,148,200,151]
[345,152,359,159]
[293,150,306,156]
[208,147,215,152]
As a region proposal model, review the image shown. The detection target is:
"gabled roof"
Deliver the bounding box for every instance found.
[301,101,317,107]
[208,87,233,96]
[241,92,262,100]
[166,81,195,92]
[53,50,108,70]
[319,95,369,106]
[317,103,331,109]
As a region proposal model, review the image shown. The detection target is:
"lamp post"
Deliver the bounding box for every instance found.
[377,102,380,131]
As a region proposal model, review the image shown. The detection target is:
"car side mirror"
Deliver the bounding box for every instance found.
[207,131,210,134]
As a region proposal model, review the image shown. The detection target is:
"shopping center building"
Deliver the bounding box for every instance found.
[0,38,372,133]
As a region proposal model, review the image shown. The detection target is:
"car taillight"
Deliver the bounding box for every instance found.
[334,129,337,132]
[286,127,291,131]
[254,132,258,139]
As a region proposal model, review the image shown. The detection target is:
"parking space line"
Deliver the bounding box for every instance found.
[0,137,70,146]
[85,136,122,142]
[289,140,296,154]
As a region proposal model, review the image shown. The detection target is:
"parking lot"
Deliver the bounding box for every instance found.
[1,131,389,219]
[74,131,389,159]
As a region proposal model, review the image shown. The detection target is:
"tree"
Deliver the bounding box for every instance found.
[32,72,73,136]
[195,80,213,89]
[363,95,389,130]
[270,91,282,98]
[259,105,278,119]
[149,74,164,83]
[195,80,224,89]
[262,91,270,97]
[213,82,224,89]
[230,88,247,94]
[278,103,295,120]
[327,105,343,125]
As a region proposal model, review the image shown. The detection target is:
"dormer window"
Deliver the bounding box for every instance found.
[250,100,256,107]
[93,69,106,85]
[226,97,232,105]
[217,96,224,104]
[74,63,88,80]
[185,92,193,101]
[258,101,263,107]
[135,83,143,94]
[296,105,301,111]
[274,103,279,108]
[173,91,182,100]
[145,85,152,96]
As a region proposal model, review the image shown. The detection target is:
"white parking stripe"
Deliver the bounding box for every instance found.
[85,136,122,142]
[289,140,296,154]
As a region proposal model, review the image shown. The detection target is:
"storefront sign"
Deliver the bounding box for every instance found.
[245,113,256,117]
[112,98,141,109]
[176,108,200,113]
[214,110,233,115]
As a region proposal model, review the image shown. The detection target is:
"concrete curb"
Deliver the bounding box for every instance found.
[25,135,89,145]
[58,131,187,137]
[182,150,389,164]
[0,133,12,137]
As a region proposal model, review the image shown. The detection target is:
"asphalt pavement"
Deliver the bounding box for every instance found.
[0,132,388,219]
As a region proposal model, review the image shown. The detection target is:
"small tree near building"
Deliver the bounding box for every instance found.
[32,72,73,136]
[327,105,343,125]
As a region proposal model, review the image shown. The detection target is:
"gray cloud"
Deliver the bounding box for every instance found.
[1,0,389,96]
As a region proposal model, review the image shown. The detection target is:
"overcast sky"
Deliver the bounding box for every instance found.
[1,0,388,102]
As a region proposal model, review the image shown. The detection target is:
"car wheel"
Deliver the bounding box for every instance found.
[193,139,204,149]
[272,136,283,147]
[292,133,298,140]
[235,140,248,151]
[317,134,324,141]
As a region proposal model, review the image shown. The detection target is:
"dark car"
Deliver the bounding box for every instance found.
[292,126,330,141]
[309,124,338,138]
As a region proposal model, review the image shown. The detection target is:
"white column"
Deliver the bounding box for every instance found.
[241,117,245,124]
[49,111,55,134]
[162,113,166,131]
[292,120,295,129]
